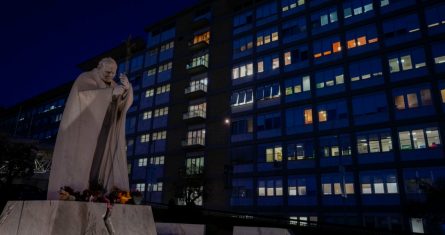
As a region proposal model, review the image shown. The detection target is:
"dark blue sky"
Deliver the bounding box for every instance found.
[0,0,198,108]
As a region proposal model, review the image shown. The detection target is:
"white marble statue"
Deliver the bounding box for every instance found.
[47,57,133,199]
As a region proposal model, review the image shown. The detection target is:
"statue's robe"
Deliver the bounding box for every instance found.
[47,69,133,199]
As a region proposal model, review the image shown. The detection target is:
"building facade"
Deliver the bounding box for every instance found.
[2,0,445,233]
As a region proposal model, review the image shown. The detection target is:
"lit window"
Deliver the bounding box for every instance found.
[143,111,152,120]
[266,146,283,162]
[284,52,291,65]
[145,89,154,97]
[304,109,313,124]
[318,110,327,122]
[272,58,280,69]
[138,158,148,167]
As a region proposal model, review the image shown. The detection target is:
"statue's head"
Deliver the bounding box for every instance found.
[97,57,117,82]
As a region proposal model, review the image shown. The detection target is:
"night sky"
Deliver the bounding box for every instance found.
[0,0,198,108]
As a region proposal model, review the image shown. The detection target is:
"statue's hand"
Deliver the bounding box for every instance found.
[119,73,131,90]
[112,85,125,96]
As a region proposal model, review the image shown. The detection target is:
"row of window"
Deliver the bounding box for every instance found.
[233,167,445,199]
[232,43,445,92]
[137,131,167,143]
[231,126,441,163]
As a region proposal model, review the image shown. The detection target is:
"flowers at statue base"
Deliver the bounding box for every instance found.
[58,185,141,205]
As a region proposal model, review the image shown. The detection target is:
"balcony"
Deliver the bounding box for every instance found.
[186,63,208,75]
[183,110,206,123]
[186,55,209,75]
[185,83,207,98]
[181,138,205,148]
[188,40,209,51]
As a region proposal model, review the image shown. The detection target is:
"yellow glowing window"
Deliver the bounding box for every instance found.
[314,53,322,58]
[368,37,378,43]
[284,52,292,66]
[193,31,210,44]
[318,110,327,122]
[264,35,271,44]
[357,36,367,46]
[407,93,418,108]
[323,50,332,56]
[285,87,293,95]
[347,39,356,49]
[257,37,264,46]
[304,109,313,124]
[395,95,405,110]
[272,32,279,41]
[332,42,341,53]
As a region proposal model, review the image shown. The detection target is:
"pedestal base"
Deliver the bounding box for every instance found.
[0,201,157,235]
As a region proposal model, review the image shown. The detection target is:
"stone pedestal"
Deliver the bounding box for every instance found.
[0,201,157,235]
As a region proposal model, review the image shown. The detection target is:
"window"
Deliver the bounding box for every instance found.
[186,129,206,145]
[257,112,281,131]
[150,156,164,165]
[158,62,172,73]
[257,83,280,100]
[343,0,374,21]
[322,174,355,196]
[357,130,393,154]
[265,145,283,162]
[346,25,378,52]
[152,131,167,140]
[258,178,282,197]
[287,139,315,161]
[319,135,351,157]
[398,127,441,150]
[425,4,445,33]
[256,27,279,47]
[140,134,150,143]
[317,100,348,128]
[156,84,170,94]
[138,158,148,167]
[432,41,445,68]
[352,92,388,124]
[313,35,342,61]
[193,31,210,44]
[136,183,145,192]
[285,75,311,96]
[388,48,426,74]
[187,53,209,69]
[257,54,280,76]
[233,35,253,58]
[282,17,306,42]
[186,156,204,175]
[256,1,277,20]
[286,106,313,132]
[349,57,383,85]
[232,62,254,80]
[393,86,433,110]
[281,0,305,13]
[383,14,420,45]
[130,55,143,72]
[311,7,338,33]
[160,41,174,52]
[315,66,344,91]
[360,172,398,194]
[283,44,309,68]
[288,178,308,196]
[231,89,254,106]
[143,111,152,120]
[233,10,253,28]
[145,89,154,97]
[149,182,163,192]
[231,117,253,135]
[154,107,168,117]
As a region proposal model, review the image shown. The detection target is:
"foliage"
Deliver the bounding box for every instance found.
[0,135,37,186]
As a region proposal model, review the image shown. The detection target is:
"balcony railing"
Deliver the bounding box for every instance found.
[185,83,207,95]
[183,110,206,120]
